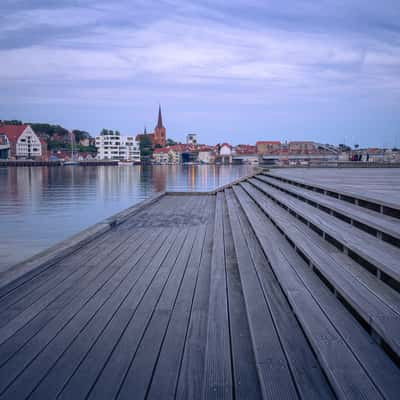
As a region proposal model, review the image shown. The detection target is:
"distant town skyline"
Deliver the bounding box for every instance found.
[0,1,399,148]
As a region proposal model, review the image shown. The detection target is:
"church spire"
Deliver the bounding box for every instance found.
[156,104,164,128]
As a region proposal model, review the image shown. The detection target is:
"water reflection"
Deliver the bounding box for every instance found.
[0,165,253,270]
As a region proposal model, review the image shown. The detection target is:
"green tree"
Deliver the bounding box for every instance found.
[72,129,91,143]
[1,120,22,125]
[139,134,153,157]
[166,138,177,146]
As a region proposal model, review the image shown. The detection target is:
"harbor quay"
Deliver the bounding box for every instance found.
[0,168,399,399]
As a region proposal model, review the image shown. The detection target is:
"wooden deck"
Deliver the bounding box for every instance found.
[0,170,399,399]
[268,168,400,213]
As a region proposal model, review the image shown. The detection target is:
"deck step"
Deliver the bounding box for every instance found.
[225,189,334,400]
[239,181,400,360]
[262,171,400,218]
[250,179,400,313]
[232,184,400,399]
[255,174,400,247]
[248,177,400,289]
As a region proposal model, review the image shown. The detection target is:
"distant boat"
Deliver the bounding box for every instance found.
[64,160,79,166]
[118,160,133,166]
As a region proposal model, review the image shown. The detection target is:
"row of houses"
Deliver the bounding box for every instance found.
[0,123,99,162]
[2,122,398,166]
[152,143,235,164]
[151,141,341,165]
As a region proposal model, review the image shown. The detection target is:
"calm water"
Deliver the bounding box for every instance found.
[0,165,253,270]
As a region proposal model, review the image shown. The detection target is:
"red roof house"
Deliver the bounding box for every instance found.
[0,124,47,160]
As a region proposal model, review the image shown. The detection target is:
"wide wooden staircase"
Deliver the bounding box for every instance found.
[212,171,400,399]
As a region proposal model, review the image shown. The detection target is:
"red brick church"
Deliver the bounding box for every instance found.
[136,105,166,147]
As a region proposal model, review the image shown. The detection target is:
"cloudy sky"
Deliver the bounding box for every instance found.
[0,0,399,146]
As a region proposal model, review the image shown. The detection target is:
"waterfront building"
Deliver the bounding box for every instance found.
[135,105,166,147]
[153,146,181,164]
[152,143,201,164]
[95,131,140,162]
[0,134,9,159]
[153,147,170,164]
[0,124,47,160]
[186,133,198,145]
[198,150,215,164]
[256,140,281,154]
[232,154,259,165]
[288,141,317,153]
[232,144,259,165]
[234,144,257,154]
[216,143,233,164]
[219,143,232,156]
[153,105,166,147]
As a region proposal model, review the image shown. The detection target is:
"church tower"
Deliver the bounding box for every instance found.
[154,105,166,147]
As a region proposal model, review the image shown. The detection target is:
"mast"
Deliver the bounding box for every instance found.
[71,131,75,160]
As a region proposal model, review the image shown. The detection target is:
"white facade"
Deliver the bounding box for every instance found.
[198,151,215,164]
[153,151,169,164]
[16,126,42,159]
[186,133,198,145]
[153,148,181,164]
[220,144,232,156]
[96,133,140,162]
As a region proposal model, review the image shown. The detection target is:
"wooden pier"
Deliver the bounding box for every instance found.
[0,169,399,399]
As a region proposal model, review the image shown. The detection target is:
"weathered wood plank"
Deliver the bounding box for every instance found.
[222,192,263,400]
[116,226,200,400]
[233,184,385,399]
[175,196,216,400]
[54,197,198,400]
[252,178,400,316]
[0,194,169,311]
[75,229,189,400]
[22,229,168,400]
[0,225,149,346]
[256,174,400,240]
[0,180,398,400]
[226,188,334,400]
[0,192,167,294]
[146,198,212,400]
[0,228,161,371]
[0,227,173,399]
[249,178,400,283]
[0,227,146,329]
[225,189,300,399]
[241,181,400,357]
[201,191,233,400]
[266,168,400,211]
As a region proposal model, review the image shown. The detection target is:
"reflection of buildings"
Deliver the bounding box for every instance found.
[141,165,167,193]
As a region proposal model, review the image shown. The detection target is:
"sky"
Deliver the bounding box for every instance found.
[0,0,399,147]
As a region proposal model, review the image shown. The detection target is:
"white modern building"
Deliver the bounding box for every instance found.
[95,131,140,163]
